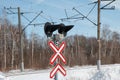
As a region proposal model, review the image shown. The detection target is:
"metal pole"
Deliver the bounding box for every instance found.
[53,34,58,80]
[97,0,101,70]
[18,7,24,72]
[54,60,58,80]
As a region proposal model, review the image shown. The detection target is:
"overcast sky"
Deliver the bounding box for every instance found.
[0,0,120,38]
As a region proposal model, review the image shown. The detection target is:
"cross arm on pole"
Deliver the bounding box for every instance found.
[22,11,43,32]
[101,0,116,10]
[73,7,97,26]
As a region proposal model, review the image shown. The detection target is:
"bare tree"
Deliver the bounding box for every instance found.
[101,25,111,57]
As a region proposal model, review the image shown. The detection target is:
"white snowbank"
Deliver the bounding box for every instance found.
[0,72,9,80]
[4,64,120,80]
[62,64,120,80]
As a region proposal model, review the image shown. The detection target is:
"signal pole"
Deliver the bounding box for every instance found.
[51,34,58,80]
[18,7,24,72]
[97,0,101,70]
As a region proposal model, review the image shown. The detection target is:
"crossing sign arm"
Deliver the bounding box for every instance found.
[50,64,66,78]
[48,41,66,64]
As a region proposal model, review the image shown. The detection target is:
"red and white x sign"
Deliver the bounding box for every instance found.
[48,41,66,64]
[50,64,66,78]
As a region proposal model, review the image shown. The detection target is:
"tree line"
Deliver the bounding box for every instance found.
[0,18,120,71]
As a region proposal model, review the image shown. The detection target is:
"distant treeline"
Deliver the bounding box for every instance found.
[0,18,120,71]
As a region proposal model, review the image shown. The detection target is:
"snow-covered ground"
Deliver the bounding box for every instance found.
[0,64,120,80]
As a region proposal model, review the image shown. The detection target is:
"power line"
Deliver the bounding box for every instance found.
[60,2,98,23]
[4,7,44,72]
[21,14,31,22]
[4,7,35,22]
[5,7,57,29]
[65,9,69,19]
[41,12,60,23]
[60,0,116,25]
[22,11,43,32]
[101,0,115,10]
[59,0,116,71]
[73,7,97,26]
[40,14,51,21]
[87,2,97,17]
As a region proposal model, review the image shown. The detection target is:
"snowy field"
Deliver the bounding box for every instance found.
[0,64,120,80]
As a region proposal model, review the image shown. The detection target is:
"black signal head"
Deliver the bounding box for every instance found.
[44,22,60,37]
[58,25,74,37]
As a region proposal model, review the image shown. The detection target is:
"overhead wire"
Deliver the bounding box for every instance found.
[73,7,97,26]
[86,2,97,17]
[41,12,60,23]
[74,2,94,8]
[65,9,68,18]
[60,1,98,23]
[40,14,51,21]
[21,14,30,22]
[22,11,43,32]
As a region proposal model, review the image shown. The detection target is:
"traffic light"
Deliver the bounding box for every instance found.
[58,25,74,37]
[44,22,74,37]
[44,22,60,37]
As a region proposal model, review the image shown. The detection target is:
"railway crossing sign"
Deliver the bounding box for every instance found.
[48,41,66,64]
[48,41,66,78]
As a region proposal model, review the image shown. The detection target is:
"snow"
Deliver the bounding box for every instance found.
[0,72,9,80]
[1,64,120,80]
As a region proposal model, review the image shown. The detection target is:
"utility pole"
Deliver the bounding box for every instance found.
[97,0,101,70]
[60,0,115,71]
[5,7,43,71]
[18,7,24,72]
